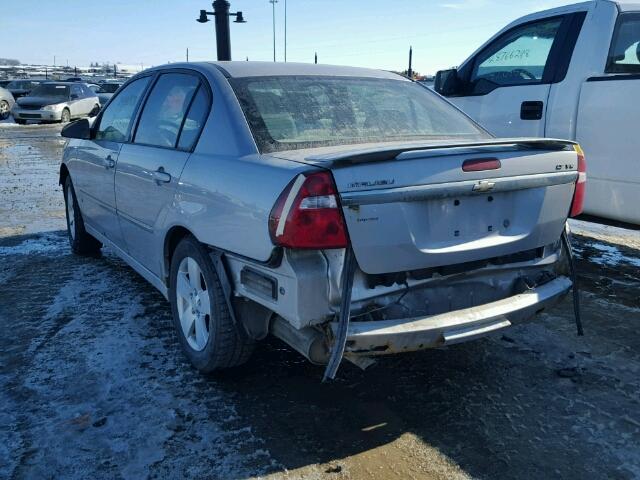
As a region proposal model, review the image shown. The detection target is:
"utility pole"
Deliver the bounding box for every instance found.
[408,46,413,79]
[284,0,287,62]
[114,64,117,79]
[314,52,317,64]
[53,55,56,67]
[197,1,246,61]
[270,0,278,61]
[186,48,189,62]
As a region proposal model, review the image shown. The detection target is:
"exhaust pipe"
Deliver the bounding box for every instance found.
[270,316,329,365]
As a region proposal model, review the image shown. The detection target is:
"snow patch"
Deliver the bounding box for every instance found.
[585,242,640,268]
[0,232,67,256]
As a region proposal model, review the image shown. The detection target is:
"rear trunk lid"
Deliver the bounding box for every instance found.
[275,138,579,274]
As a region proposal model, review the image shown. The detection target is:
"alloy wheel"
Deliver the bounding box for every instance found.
[66,187,76,240]
[176,256,211,351]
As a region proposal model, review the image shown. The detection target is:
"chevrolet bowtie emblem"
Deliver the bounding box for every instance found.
[472,180,496,193]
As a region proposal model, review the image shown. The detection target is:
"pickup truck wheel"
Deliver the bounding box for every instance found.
[170,236,254,372]
[63,176,102,255]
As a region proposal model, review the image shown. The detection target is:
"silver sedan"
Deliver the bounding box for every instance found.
[12,82,99,124]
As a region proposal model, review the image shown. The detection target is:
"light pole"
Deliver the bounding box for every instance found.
[197,1,246,61]
[269,0,277,62]
[284,0,287,62]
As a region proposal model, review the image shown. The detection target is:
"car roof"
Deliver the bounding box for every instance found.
[148,61,408,81]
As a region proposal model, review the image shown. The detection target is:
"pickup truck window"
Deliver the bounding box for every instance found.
[134,73,200,149]
[606,13,640,74]
[231,76,488,153]
[470,17,563,91]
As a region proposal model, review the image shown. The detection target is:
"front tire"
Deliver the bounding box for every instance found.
[0,100,9,120]
[169,236,254,372]
[60,108,71,123]
[63,176,102,255]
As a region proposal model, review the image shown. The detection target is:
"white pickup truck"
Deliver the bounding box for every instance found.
[435,0,639,224]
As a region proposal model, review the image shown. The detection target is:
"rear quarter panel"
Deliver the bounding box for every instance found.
[168,153,310,262]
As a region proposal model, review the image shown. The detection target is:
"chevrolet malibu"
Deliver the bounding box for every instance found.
[59,62,586,379]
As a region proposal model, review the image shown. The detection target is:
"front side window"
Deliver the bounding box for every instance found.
[134,73,200,148]
[95,76,151,142]
[231,76,488,153]
[470,17,563,90]
[606,13,640,73]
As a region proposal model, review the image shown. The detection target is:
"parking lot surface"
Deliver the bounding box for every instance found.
[1,124,639,479]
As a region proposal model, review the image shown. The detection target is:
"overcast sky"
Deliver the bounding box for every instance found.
[2,0,570,74]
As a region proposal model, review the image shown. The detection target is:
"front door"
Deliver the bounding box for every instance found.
[115,72,204,275]
[448,15,567,138]
[576,12,640,223]
[71,76,152,247]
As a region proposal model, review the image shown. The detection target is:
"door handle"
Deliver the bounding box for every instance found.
[152,167,172,185]
[105,155,116,169]
[520,101,544,120]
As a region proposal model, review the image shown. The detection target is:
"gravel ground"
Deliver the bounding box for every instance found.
[1,123,639,480]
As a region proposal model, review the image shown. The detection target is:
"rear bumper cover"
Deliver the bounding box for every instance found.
[331,276,571,356]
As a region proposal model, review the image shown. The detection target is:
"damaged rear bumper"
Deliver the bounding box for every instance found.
[331,276,572,356]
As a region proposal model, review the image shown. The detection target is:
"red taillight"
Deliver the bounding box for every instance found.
[569,144,587,217]
[269,171,348,249]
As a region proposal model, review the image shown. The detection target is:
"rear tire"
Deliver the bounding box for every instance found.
[63,176,102,255]
[169,235,254,372]
[89,104,100,117]
[0,100,9,120]
[61,108,71,123]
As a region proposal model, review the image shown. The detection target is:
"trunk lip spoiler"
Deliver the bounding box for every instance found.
[340,170,578,206]
[303,138,577,166]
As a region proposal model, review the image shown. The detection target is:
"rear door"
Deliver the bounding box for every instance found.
[577,12,640,223]
[115,71,210,275]
[70,76,152,247]
[449,13,584,137]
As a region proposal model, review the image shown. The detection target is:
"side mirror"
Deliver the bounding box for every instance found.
[434,68,462,96]
[61,118,91,139]
[70,93,79,100]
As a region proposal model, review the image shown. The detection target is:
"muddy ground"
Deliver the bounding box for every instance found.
[1,124,639,480]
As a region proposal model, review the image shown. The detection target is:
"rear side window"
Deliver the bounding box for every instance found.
[134,73,199,148]
[606,13,640,73]
[95,76,151,142]
[470,17,563,90]
[177,86,209,150]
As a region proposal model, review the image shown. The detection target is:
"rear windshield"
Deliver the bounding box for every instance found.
[230,75,489,152]
[30,84,70,99]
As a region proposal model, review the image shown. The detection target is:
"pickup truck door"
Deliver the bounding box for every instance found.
[115,72,207,275]
[576,12,640,223]
[70,76,152,248]
[448,13,585,138]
